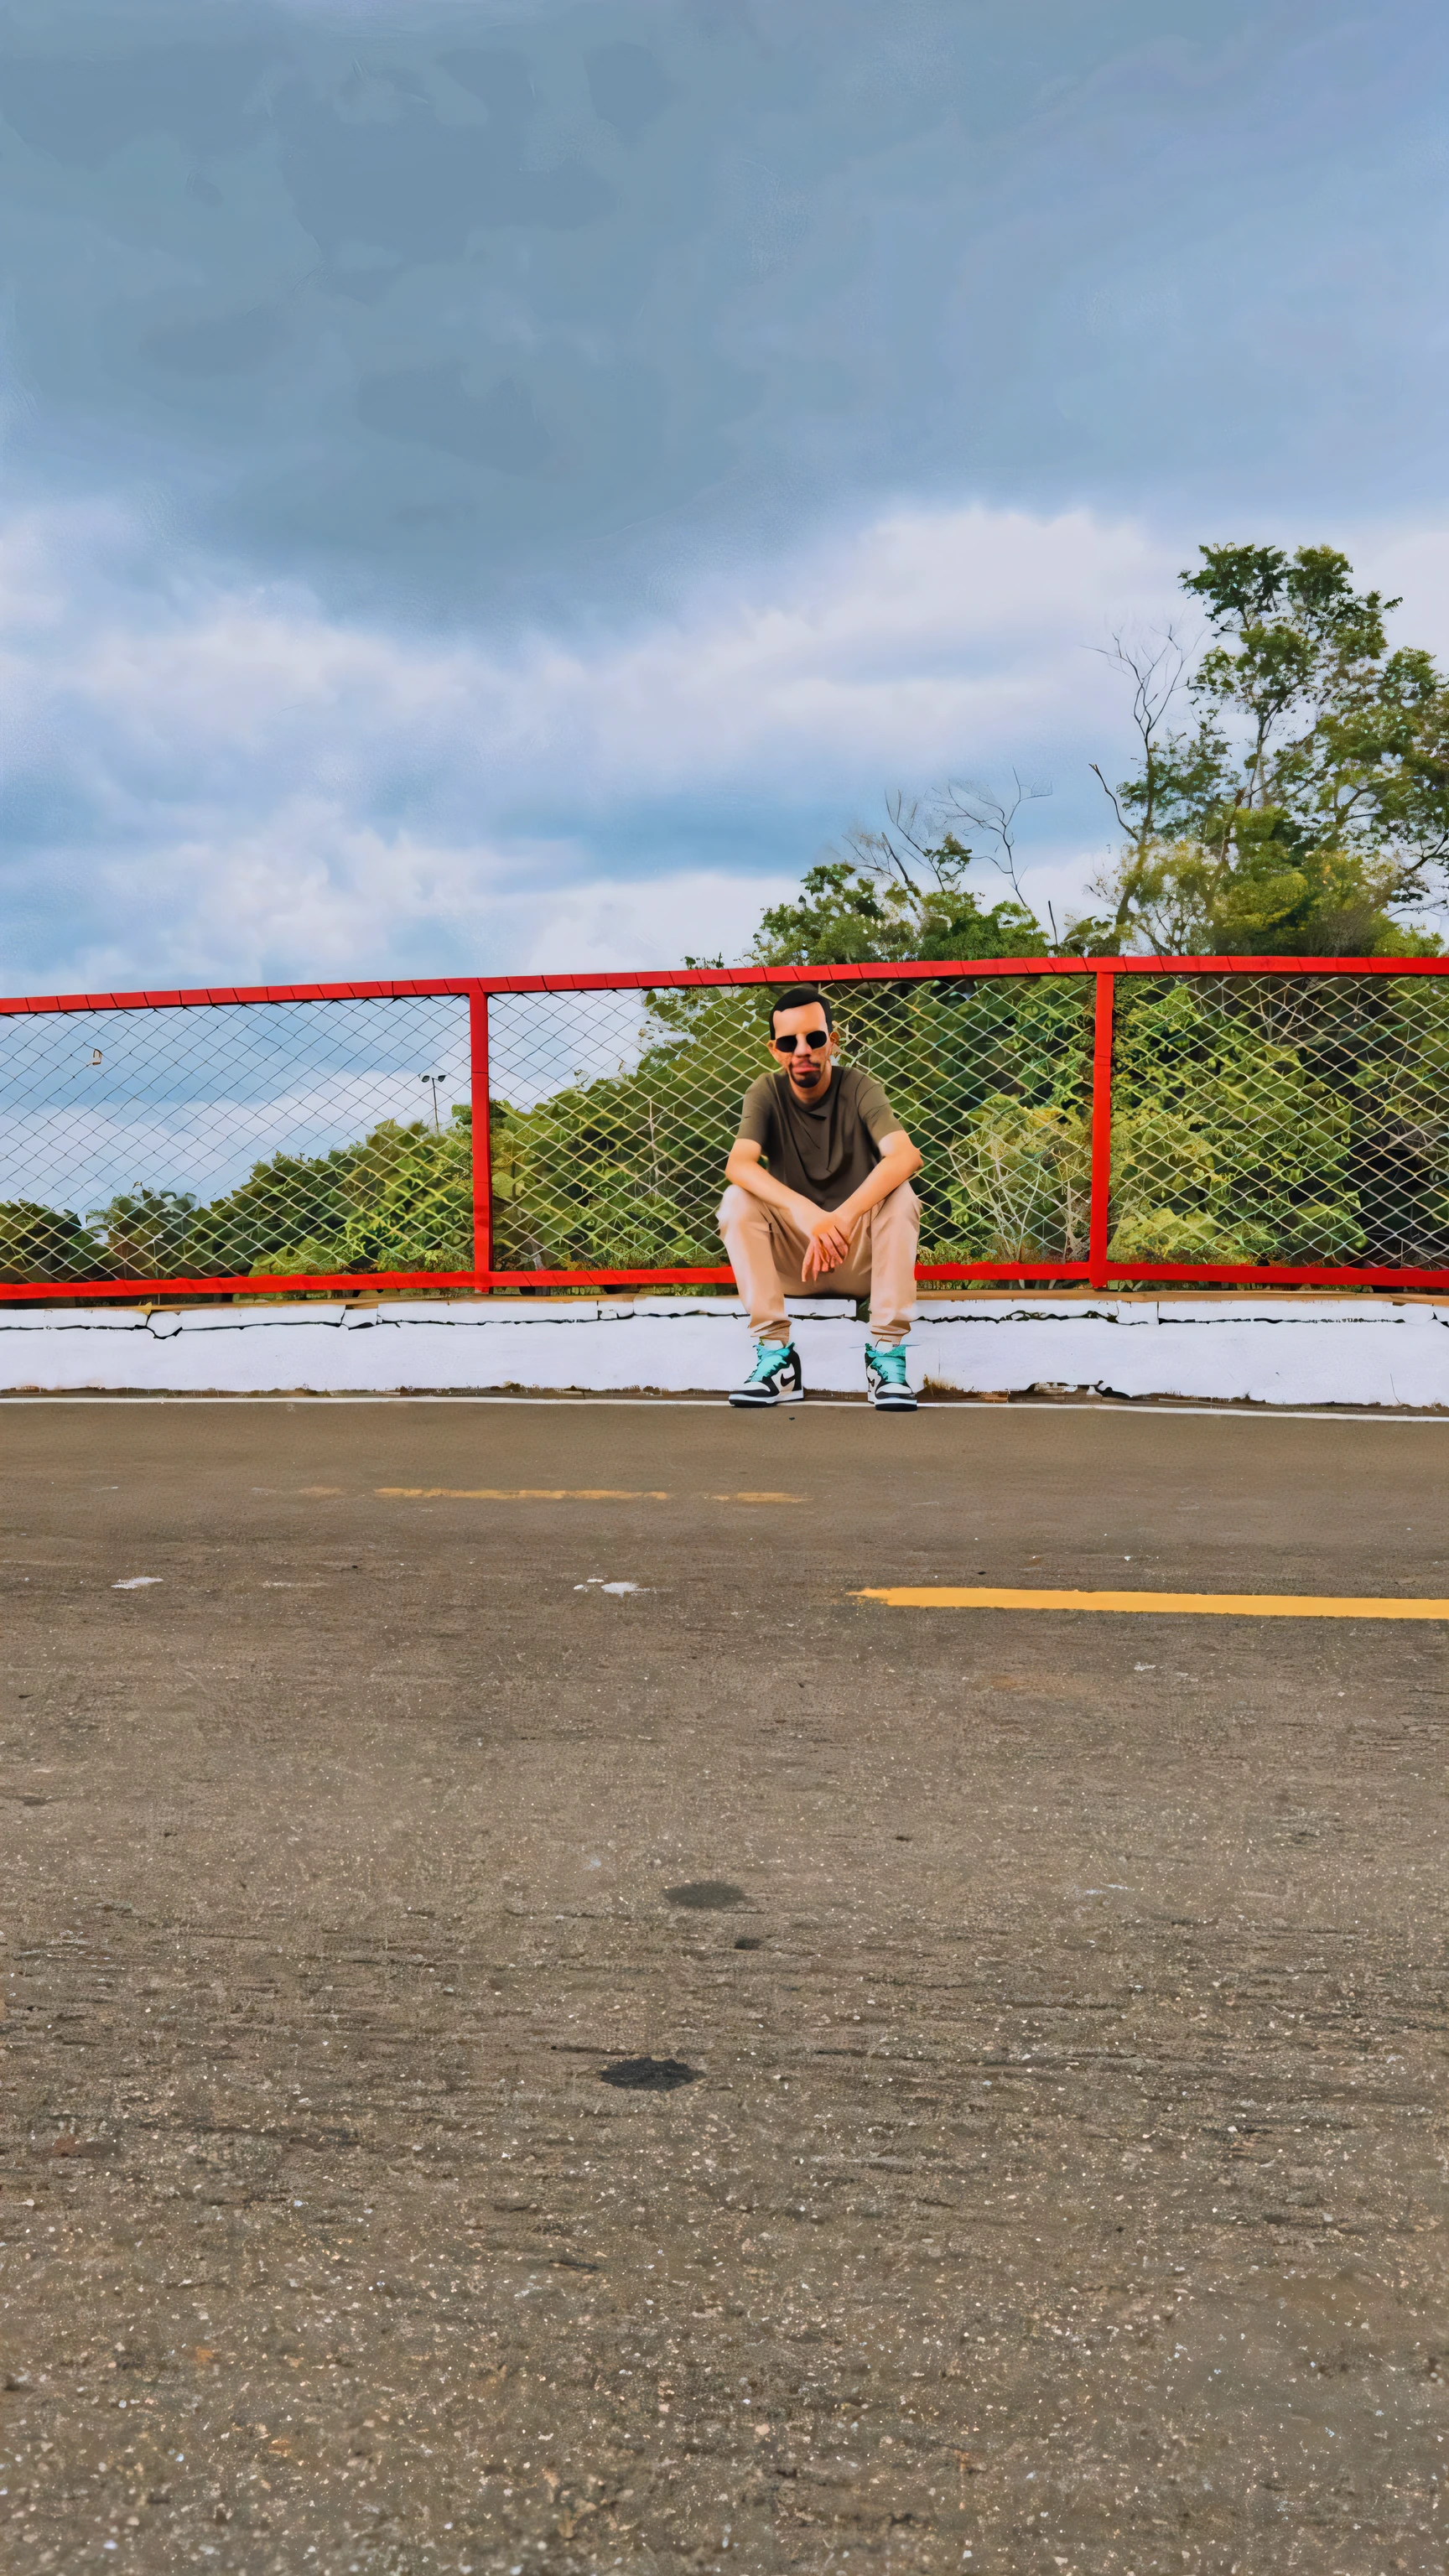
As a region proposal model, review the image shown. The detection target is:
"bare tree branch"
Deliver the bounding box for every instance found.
[1092,626,1191,736]
[836,773,1053,921]
[1089,763,1127,833]
[937,771,1052,905]
[1088,626,1195,850]
[840,791,949,901]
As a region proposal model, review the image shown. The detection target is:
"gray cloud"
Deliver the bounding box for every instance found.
[2,0,1448,992]
[0,38,277,167]
[356,365,553,473]
[585,42,674,139]
[145,304,285,377]
[6,0,1445,631]
[272,67,613,267]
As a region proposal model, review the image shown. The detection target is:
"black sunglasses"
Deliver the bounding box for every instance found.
[771,1028,830,1052]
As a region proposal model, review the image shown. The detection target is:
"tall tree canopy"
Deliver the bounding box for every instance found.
[751,542,1449,965]
[1070,543,1449,956]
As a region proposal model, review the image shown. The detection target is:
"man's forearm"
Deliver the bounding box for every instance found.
[725,1138,921,1237]
[830,1147,922,1230]
[724,1150,818,1228]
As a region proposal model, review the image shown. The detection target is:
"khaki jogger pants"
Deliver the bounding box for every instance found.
[717,1182,920,1348]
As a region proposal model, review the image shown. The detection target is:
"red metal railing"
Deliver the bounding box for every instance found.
[3,954,1449,1301]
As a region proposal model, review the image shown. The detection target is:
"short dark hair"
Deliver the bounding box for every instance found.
[767,984,834,1037]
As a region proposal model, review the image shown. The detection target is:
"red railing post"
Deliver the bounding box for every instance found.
[469,985,492,1291]
[1088,967,1114,1290]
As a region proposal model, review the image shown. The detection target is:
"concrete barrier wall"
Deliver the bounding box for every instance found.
[3,1294,1449,1406]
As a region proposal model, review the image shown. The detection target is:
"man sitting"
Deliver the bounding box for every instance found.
[718,984,923,1410]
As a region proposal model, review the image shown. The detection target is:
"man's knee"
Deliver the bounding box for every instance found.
[875,1179,921,1228]
[717,1183,755,1231]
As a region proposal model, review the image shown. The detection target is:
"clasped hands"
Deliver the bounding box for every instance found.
[800,1206,854,1285]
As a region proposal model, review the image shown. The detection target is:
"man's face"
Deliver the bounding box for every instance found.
[769,1004,837,1098]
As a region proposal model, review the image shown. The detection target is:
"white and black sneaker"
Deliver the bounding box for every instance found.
[865,1343,917,1411]
[730,1341,805,1407]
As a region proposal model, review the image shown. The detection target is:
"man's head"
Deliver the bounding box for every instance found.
[766,985,837,1098]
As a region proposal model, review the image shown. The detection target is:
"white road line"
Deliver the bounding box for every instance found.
[1,1395,1448,1422]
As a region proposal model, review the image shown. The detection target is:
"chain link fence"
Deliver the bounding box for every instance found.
[3,964,1448,1297]
[0,992,472,1290]
[1106,971,1449,1273]
[486,974,1094,1274]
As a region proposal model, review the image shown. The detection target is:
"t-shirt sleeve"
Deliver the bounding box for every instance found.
[735,1073,776,1149]
[855,1072,905,1145]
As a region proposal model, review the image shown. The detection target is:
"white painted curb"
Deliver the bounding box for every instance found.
[3,1294,1449,1407]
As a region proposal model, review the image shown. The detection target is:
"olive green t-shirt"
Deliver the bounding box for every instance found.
[735,1065,902,1212]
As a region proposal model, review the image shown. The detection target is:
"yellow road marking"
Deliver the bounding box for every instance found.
[376,1487,669,1500]
[374,1488,805,1503]
[855,1586,1449,1619]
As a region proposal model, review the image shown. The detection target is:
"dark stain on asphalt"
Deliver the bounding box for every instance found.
[665,1878,746,1909]
[599,2056,701,2091]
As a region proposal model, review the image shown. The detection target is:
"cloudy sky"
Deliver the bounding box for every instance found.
[3,0,1447,992]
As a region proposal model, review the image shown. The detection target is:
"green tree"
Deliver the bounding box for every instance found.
[89,1187,198,1278]
[182,1143,359,1276]
[1072,545,1449,955]
[340,1110,474,1275]
[0,1200,112,1285]
[486,971,1094,1275]
[754,850,1045,965]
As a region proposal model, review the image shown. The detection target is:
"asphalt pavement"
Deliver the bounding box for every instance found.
[2,1397,1446,2574]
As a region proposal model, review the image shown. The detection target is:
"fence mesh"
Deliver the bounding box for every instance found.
[0,995,470,1285]
[487,975,1095,1273]
[3,967,1449,1296]
[1107,974,1449,1271]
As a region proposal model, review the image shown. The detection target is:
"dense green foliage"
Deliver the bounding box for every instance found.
[10,970,1449,1292]
[488,968,1449,1275]
[14,956,1448,1289]
[0,1111,475,1286]
[493,976,1095,1270]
